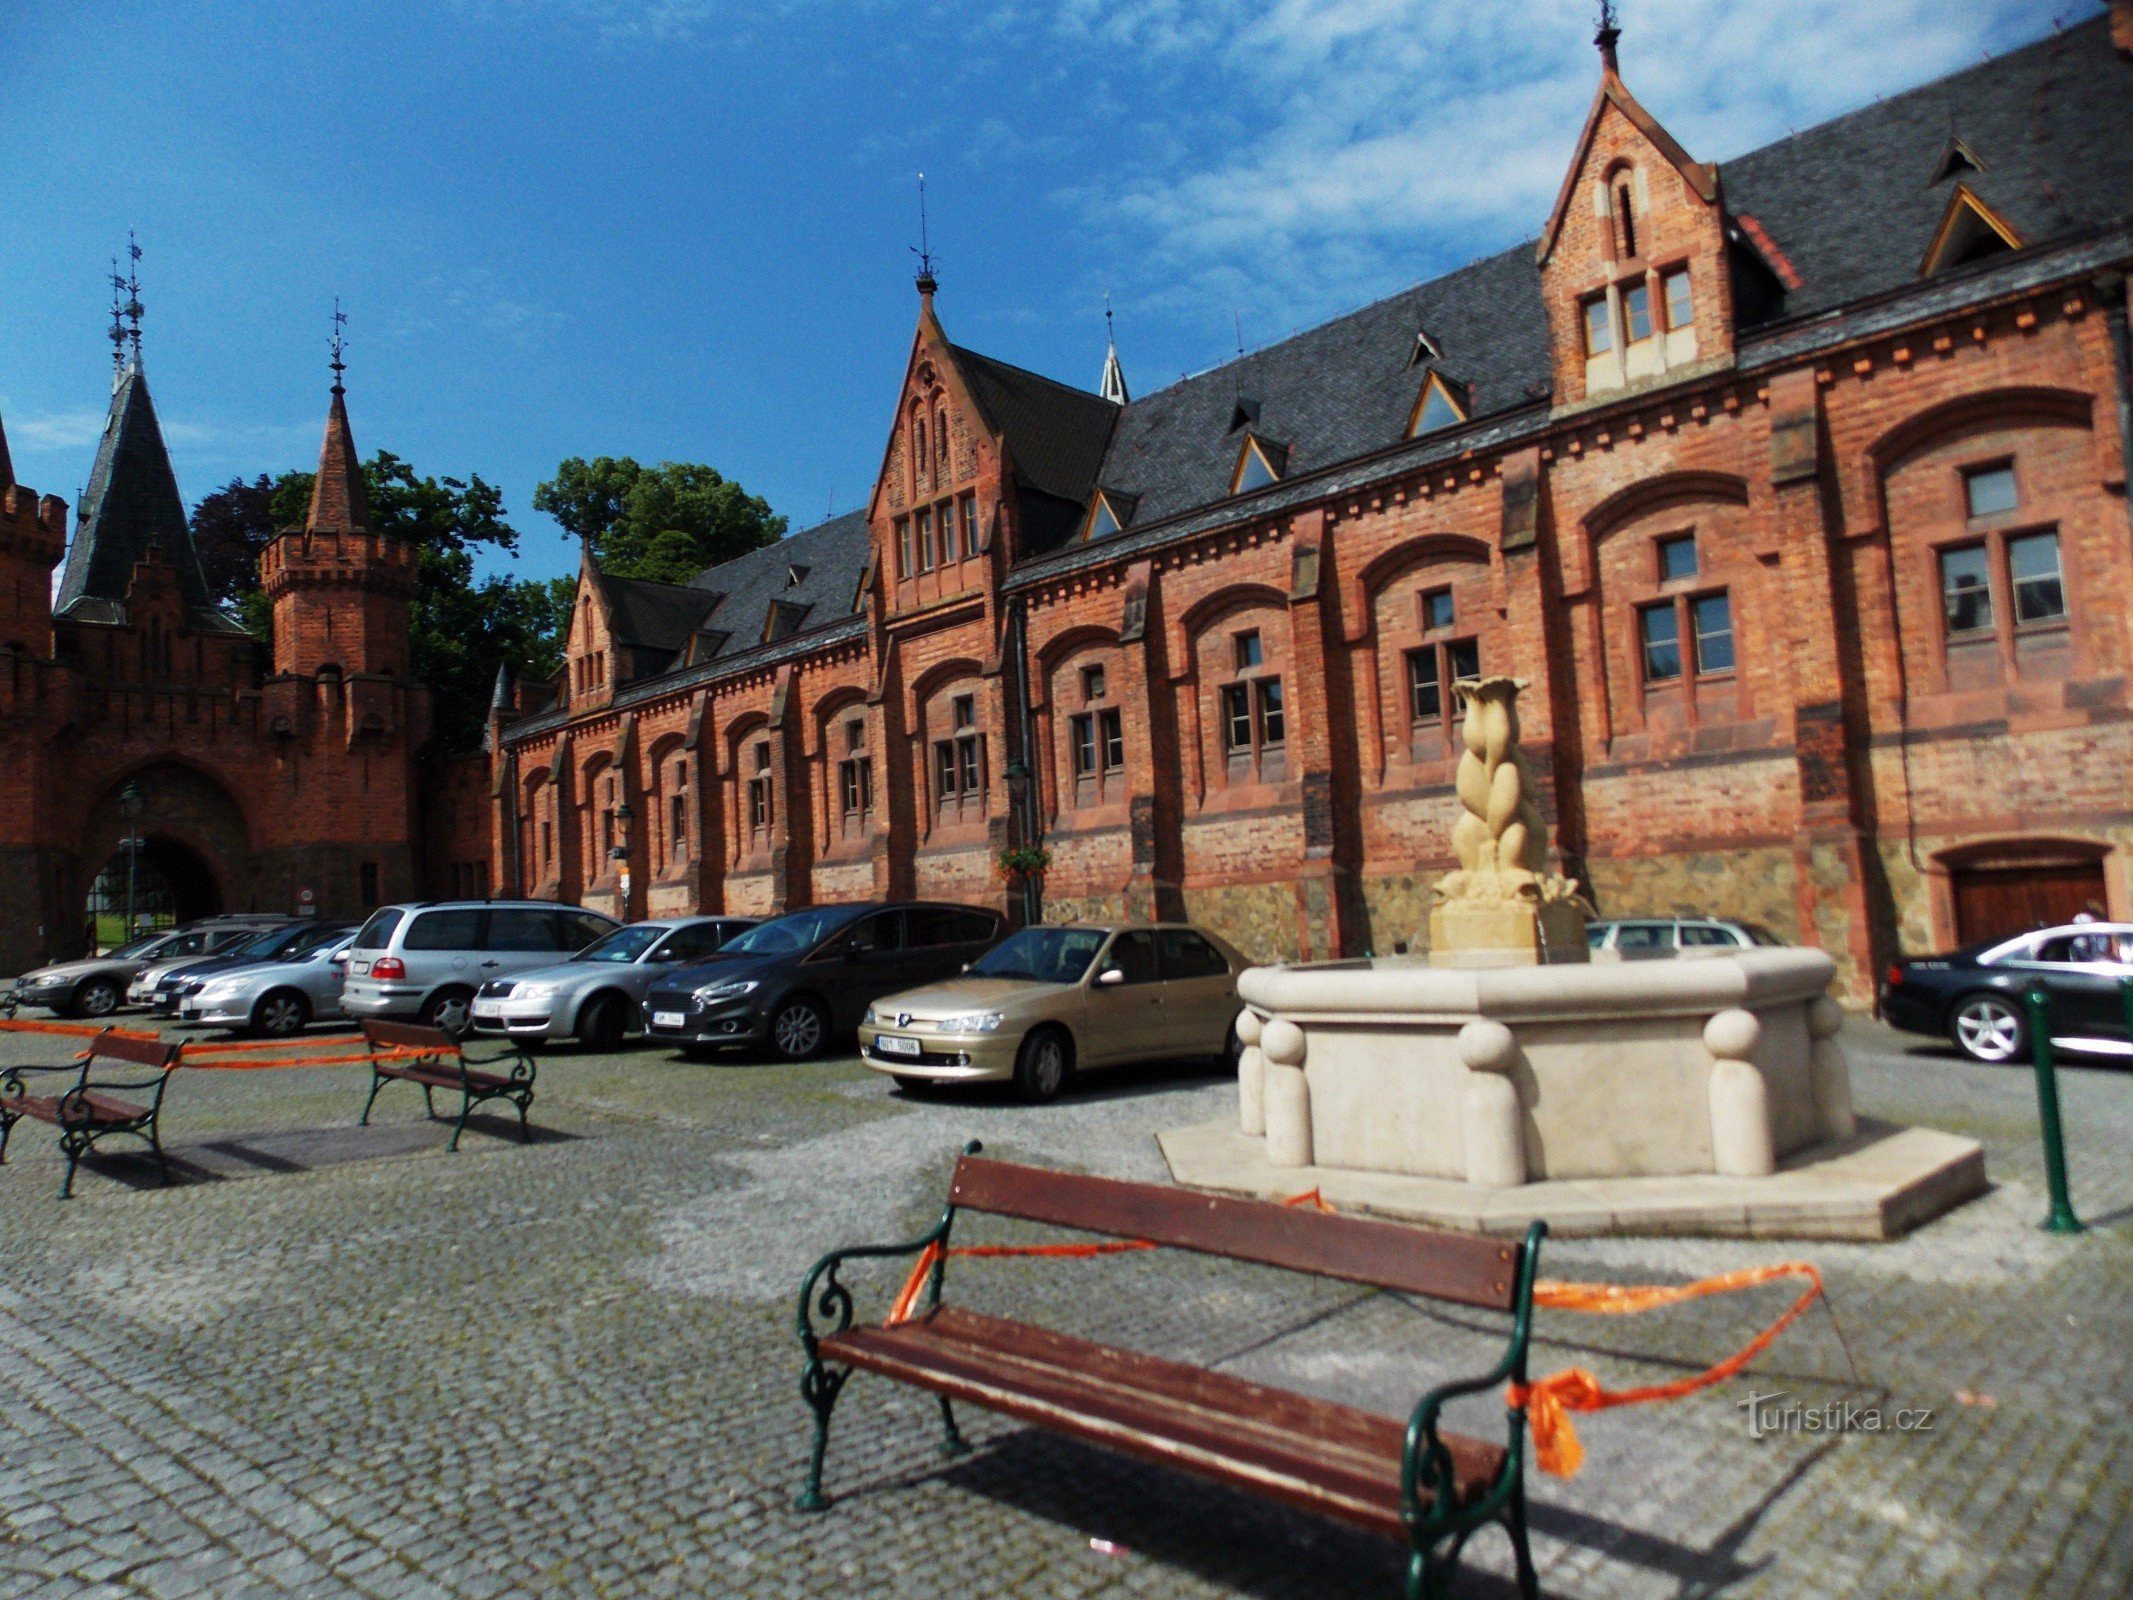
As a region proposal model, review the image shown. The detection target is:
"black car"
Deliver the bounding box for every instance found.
[644,901,1006,1060]
[1881,921,2133,1063]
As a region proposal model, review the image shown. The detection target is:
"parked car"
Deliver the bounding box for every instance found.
[470,916,758,1049]
[1586,917,1787,959]
[180,929,363,1036]
[857,922,1246,1102]
[10,923,269,1018]
[644,901,1006,1060]
[1882,921,2133,1063]
[340,901,620,1036]
[137,920,324,1009]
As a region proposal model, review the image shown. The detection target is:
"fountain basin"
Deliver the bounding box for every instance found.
[1233,948,1854,1185]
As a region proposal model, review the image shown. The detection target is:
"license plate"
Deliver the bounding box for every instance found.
[352,961,370,975]
[652,1011,685,1029]
[876,1035,922,1057]
[472,1001,501,1018]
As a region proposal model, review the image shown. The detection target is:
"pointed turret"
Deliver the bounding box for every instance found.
[0,406,14,489]
[259,349,416,680]
[305,383,371,533]
[54,361,233,631]
[1099,301,1129,406]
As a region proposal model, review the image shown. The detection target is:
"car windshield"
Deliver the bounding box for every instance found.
[720,907,861,955]
[110,934,173,959]
[280,925,354,960]
[228,926,302,959]
[969,927,1111,984]
[573,925,669,964]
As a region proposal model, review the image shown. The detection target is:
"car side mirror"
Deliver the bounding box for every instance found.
[843,941,864,962]
[960,962,971,974]
[1097,968,1125,986]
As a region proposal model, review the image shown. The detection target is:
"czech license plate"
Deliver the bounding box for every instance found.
[351,960,370,975]
[472,1001,501,1019]
[876,1035,922,1057]
[652,1011,685,1029]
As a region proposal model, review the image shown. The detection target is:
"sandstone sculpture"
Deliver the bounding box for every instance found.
[1427,676,1591,964]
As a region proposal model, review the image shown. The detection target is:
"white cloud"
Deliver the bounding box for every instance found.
[8,409,110,451]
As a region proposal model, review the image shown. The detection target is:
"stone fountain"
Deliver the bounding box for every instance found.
[1160,678,1987,1240]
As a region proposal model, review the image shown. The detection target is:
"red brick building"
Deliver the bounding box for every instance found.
[6,14,2131,1001]
[0,353,430,974]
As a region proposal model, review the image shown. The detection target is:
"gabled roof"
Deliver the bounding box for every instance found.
[947,344,1120,510]
[55,364,242,633]
[594,571,721,658]
[1089,245,1552,533]
[1537,69,1720,265]
[675,508,872,665]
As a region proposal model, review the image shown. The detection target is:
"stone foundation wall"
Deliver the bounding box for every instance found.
[1182,880,1300,964]
[1583,845,1803,939]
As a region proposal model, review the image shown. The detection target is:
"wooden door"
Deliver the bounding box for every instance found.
[1951,863,2106,945]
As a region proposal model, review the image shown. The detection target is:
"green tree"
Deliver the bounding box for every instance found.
[534,455,785,584]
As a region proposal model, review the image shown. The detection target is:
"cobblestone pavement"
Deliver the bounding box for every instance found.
[1,1014,2127,1600]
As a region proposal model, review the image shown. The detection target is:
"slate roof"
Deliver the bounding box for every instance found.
[947,345,1121,552]
[1719,18,2133,325]
[55,365,243,633]
[678,508,873,663]
[596,571,720,657]
[1072,15,2130,546]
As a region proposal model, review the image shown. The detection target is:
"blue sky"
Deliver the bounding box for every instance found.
[0,0,2083,589]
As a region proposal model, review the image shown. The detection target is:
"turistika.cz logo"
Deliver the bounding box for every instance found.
[1737,1390,1935,1440]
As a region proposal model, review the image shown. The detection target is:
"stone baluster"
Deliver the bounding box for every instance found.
[1705,1008,1775,1177]
[1259,1017,1313,1168]
[1806,995,1857,1142]
[1234,1007,1265,1136]
[1456,1019,1527,1187]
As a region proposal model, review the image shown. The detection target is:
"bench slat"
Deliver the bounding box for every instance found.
[6,1091,150,1128]
[949,1157,1521,1311]
[822,1306,1502,1540]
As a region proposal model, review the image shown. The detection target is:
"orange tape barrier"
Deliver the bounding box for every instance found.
[2,1017,428,1072]
[885,1184,1828,1481]
[1510,1262,1826,1478]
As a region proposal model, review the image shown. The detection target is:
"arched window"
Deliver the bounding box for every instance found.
[934,404,950,482]
[914,416,929,491]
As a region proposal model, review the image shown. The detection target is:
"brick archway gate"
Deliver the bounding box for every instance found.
[71,762,257,946]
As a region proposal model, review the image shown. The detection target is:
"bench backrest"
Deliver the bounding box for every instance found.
[88,1030,182,1072]
[362,1020,459,1054]
[948,1156,1523,1313]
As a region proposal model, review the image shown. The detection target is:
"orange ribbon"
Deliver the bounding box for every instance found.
[1509,1262,1827,1477]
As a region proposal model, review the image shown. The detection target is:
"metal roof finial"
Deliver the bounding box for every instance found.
[119,233,144,371]
[912,172,938,297]
[1595,0,1622,74]
[329,296,349,394]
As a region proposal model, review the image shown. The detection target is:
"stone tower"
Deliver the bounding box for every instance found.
[258,373,415,679]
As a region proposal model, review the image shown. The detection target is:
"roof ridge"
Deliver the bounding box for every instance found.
[947,342,1110,403]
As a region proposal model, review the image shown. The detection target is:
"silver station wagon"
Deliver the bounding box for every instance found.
[470,916,757,1050]
[341,901,619,1036]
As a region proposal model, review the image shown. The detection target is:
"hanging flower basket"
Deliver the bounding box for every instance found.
[995,845,1052,885]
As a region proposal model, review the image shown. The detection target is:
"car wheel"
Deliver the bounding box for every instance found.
[1222,1018,1244,1072]
[1950,993,2026,1063]
[73,978,120,1018]
[769,996,828,1061]
[253,989,310,1038]
[1013,1027,1074,1105]
[424,989,475,1040]
[579,993,628,1053]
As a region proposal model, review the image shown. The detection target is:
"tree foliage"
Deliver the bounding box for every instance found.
[534,456,785,585]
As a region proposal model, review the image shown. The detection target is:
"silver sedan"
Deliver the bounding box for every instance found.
[179,933,359,1036]
[470,917,756,1050]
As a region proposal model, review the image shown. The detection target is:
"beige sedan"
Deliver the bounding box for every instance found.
[857,923,1246,1102]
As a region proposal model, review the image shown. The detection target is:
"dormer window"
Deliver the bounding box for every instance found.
[1408,371,1467,438]
[1408,331,1440,368]
[1086,493,1122,540]
[1922,185,2020,276]
[1227,398,1260,433]
[1233,436,1281,494]
[1929,137,1983,185]
[785,565,809,589]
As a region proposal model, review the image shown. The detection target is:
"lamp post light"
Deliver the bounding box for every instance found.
[118,781,146,942]
[1003,758,1039,927]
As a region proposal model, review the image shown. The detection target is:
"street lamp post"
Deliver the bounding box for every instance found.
[118,781,145,943]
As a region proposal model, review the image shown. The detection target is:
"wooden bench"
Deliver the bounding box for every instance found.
[0,1030,184,1199]
[795,1145,1546,1600]
[359,1020,536,1151]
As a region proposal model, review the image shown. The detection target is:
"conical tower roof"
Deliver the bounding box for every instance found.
[305,381,370,532]
[0,405,14,489]
[55,364,240,631]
